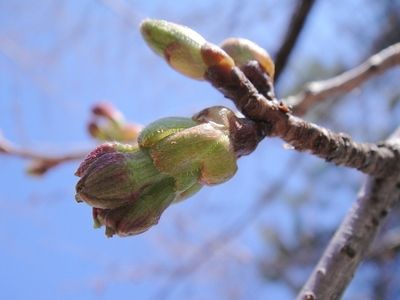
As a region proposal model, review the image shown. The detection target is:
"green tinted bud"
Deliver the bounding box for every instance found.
[138,117,197,148]
[150,124,237,185]
[75,107,258,237]
[140,19,234,79]
[174,182,203,203]
[93,177,176,237]
[88,103,142,143]
[75,143,167,209]
[221,38,275,78]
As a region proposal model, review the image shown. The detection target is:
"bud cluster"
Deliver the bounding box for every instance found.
[75,19,271,237]
[75,106,259,237]
[140,19,275,81]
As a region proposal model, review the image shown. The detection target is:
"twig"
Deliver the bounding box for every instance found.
[0,134,86,175]
[296,128,400,300]
[287,42,400,115]
[205,60,400,178]
[274,0,317,82]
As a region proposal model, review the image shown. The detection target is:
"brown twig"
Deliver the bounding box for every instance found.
[296,128,400,300]
[274,0,317,82]
[0,134,86,175]
[205,62,400,178]
[287,42,400,115]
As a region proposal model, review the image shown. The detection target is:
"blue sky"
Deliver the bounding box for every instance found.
[1,1,399,299]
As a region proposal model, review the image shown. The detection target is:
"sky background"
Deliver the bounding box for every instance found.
[1,1,400,299]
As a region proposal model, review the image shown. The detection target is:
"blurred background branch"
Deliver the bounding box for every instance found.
[274,0,317,82]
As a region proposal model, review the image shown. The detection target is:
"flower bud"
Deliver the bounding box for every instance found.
[220,38,275,78]
[75,143,166,209]
[88,103,142,143]
[140,19,234,79]
[92,102,123,123]
[75,107,258,237]
[92,177,176,237]
[138,117,197,148]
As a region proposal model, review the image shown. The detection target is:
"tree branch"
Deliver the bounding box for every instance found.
[296,128,400,300]
[0,134,86,175]
[274,0,317,82]
[205,60,400,177]
[287,42,400,115]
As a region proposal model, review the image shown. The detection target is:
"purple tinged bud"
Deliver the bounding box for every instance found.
[75,142,160,209]
[92,177,176,237]
[75,143,117,177]
[92,102,123,122]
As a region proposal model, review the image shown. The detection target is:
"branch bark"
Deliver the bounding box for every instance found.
[274,0,317,82]
[205,62,400,177]
[296,128,400,300]
[287,42,400,115]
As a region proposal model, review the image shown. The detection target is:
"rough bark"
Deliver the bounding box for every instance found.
[205,65,400,177]
[297,128,400,300]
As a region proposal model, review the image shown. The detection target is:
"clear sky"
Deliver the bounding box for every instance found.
[1,1,399,299]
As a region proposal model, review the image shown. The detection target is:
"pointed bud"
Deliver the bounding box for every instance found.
[92,102,123,123]
[92,177,176,237]
[140,19,234,79]
[220,38,275,78]
[75,143,165,209]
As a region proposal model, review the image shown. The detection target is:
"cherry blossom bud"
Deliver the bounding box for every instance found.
[140,19,234,79]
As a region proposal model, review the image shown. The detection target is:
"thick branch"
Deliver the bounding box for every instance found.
[287,42,400,115]
[205,65,400,177]
[297,128,400,300]
[274,0,317,82]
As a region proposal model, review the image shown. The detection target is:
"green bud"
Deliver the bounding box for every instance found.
[74,106,261,237]
[92,177,176,237]
[140,19,234,80]
[88,103,142,143]
[138,117,197,148]
[150,124,237,185]
[75,143,167,209]
[220,38,275,78]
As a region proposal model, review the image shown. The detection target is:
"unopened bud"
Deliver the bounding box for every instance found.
[140,19,234,79]
[75,107,260,237]
[92,102,123,123]
[92,177,176,237]
[221,38,275,78]
[75,143,165,209]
